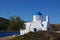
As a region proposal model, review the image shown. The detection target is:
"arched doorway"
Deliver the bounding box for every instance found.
[34,28,37,32]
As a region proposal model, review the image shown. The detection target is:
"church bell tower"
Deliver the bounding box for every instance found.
[33,12,42,22]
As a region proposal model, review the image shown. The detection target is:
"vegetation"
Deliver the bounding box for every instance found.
[7,16,25,31]
[0,16,25,31]
[7,16,16,31]
[10,31,60,40]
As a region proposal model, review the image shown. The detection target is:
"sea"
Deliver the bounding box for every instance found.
[0,32,20,38]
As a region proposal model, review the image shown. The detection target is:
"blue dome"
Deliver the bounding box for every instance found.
[35,12,42,15]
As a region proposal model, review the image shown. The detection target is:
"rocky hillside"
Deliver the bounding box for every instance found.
[50,24,60,31]
[10,31,60,40]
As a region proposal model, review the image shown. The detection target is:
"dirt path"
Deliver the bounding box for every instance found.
[0,35,15,40]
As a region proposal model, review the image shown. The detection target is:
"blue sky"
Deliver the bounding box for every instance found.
[0,0,60,24]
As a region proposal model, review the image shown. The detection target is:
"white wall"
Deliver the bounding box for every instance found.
[20,15,50,35]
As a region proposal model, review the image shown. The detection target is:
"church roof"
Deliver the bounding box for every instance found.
[35,12,42,15]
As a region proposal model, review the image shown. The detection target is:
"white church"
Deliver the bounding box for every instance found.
[20,12,50,35]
